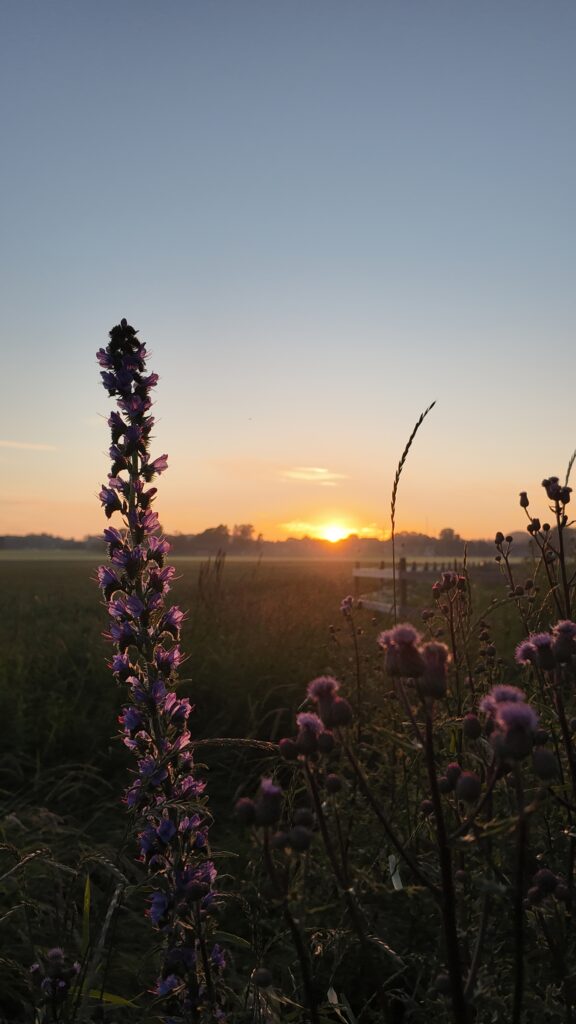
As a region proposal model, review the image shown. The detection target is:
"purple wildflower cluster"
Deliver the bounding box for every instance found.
[378,623,451,698]
[515,620,576,670]
[30,948,80,1007]
[431,571,466,597]
[97,320,223,1017]
[480,684,539,760]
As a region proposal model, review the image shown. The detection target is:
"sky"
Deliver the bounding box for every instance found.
[1,1,575,543]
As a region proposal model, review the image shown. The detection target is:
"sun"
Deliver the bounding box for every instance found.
[320,522,351,543]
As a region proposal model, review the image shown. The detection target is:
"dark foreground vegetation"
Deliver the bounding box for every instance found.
[2,540,575,1023]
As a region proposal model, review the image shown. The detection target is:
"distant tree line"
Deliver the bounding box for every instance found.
[0,524,558,559]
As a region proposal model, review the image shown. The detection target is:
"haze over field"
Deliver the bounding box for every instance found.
[1,2,575,542]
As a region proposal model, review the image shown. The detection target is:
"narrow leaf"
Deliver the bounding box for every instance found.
[82,873,91,954]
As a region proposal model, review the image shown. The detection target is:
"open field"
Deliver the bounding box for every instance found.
[0,552,564,1022]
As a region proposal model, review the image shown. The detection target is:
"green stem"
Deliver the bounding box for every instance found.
[424,709,468,1024]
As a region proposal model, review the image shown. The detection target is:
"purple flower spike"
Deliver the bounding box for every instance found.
[96,319,221,1013]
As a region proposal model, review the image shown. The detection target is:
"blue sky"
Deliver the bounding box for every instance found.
[1,1,575,540]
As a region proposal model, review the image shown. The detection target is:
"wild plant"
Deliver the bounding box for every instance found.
[96,319,224,1020]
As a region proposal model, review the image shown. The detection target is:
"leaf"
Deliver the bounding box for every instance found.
[338,994,359,1024]
[388,854,403,890]
[69,981,137,1008]
[212,929,252,950]
[82,873,91,955]
[327,988,359,1023]
[327,987,349,1023]
[87,989,137,1006]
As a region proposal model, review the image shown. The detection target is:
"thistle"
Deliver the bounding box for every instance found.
[97,319,223,1020]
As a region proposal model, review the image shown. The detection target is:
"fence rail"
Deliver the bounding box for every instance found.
[352,557,498,615]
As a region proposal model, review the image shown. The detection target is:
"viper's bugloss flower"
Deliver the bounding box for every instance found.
[97,319,220,1013]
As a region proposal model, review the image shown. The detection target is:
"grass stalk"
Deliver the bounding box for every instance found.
[390,402,436,623]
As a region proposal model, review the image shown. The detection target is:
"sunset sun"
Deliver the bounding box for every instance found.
[320,522,351,543]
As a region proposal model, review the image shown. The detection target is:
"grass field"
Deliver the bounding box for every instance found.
[0,552,554,1022]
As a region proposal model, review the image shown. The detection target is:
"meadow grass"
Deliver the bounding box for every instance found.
[1,552,542,1023]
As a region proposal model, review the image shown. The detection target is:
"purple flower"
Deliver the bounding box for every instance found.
[307,675,340,700]
[254,778,283,826]
[119,706,144,733]
[148,535,171,563]
[99,485,123,517]
[211,944,226,970]
[496,702,538,733]
[296,712,324,735]
[155,645,183,674]
[157,818,177,845]
[97,319,219,1008]
[378,623,425,678]
[149,890,171,927]
[155,974,180,997]
[480,684,537,760]
[419,641,450,699]
[97,565,121,600]
[552,620,576,663]
[515,640,538,666]
[143,453,169,481]
[161,606,185,639]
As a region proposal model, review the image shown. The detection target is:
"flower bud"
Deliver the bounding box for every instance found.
[254,779,283,826]
[445,762,462,787]
[293,807,314,828]
[278,737,299,761]
[533,868,558,894]
[462,713,482,740]
[526,885,544,906]
[455,771,481,803]
[317,731,335,754]
[252,967,273,988]
[532,748,559,780]
[270,830,290,850]
[288,826,313,852]
[234,798,256,826]
[325,773,343,794]
[419,641,450,698]
[435,973,451,995]
[322,697,353,728]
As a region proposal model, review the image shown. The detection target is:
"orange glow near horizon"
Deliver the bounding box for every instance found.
[319,522,353,543]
